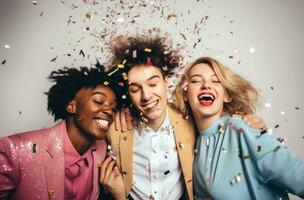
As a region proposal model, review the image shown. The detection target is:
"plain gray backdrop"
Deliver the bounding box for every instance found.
[0,0,303,199]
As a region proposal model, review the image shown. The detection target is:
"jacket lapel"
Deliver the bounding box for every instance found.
[43,121,65,200]
[119,129,134,193]
[168,105,195,200]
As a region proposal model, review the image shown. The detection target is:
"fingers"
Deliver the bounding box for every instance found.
[125,108,133,130]
[115,111,121,131]
[120,108,127,132]
[99,156,112,182]
[243,114,267,130]
[102,160,116,184]
[113,166,121,176]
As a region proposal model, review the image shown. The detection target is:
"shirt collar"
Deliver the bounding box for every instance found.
[136,109,173,136]
[64,129,95,168]
[200,115,230,137]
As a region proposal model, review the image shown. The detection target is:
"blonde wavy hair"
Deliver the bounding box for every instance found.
[172,56,259,117]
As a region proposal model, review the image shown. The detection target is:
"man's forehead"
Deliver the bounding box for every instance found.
[128,65,164,83]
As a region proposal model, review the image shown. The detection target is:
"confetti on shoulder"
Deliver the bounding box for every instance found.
[144,48,152,52]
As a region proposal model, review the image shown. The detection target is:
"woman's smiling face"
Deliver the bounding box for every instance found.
[186,63,230,120]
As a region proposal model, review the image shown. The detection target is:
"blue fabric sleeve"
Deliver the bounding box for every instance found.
[230,118,304,198]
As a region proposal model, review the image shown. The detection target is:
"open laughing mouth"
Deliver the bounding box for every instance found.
[198,92,215,106]
[95,119,110,129]
[141,100,159,111]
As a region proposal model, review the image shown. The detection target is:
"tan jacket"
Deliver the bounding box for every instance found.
[108,105,196,200]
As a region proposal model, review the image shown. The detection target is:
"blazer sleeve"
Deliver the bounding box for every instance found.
[0,136,20,199]
[233,119,304,198]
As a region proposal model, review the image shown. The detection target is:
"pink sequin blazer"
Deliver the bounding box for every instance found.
[0,121,107,200]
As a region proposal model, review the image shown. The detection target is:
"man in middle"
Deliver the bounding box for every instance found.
[100,35,196,200]
[99,35,265,200]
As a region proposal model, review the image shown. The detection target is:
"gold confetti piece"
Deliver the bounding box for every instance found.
[122,95,127,99]
[122,59,127,64]
[117,64,124,68]
[180,32,187,40]
[257,146,261,152]
[295,107,300,110]
[235,173,242,183]
[149,194,155,200]
[164,50,169,55]
[274,124,279,129]
[219,122,225,133]
[108,67,119,76]
[178,142,185,148]
[48,189,55,198]
[273,145,280,152]
[167,13,177,20]
[144,48,152,52]
[122,72,128,80]
[221,147,227,153]
[270,86,274,90]
[239,155,251,160]
[32,1,38,5]
[86,12,92,19]
[103,81,109,85]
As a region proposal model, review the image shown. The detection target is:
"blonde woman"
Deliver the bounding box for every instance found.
[173,57,304,200]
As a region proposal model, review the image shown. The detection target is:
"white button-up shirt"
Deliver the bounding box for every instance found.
[130,111,183,200]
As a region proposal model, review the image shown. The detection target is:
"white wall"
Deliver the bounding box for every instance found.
[0,0,303,199]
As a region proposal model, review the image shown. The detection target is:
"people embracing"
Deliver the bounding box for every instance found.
[100,34,268,200]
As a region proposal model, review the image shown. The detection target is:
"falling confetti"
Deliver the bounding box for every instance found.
[273,146,281,152]
[1,60,6,65]
[257,146,261,152]
[264,103,271,108]
[274,124,279,129]
[180,32,187,40]
[79,50,85,58]
[167,13,177,20]
[50,56,58,62]
[86,12,92,19]
[117,17,124,22]
[295,107,300,110]
[144,48,152,52]
[4,44,10,49]
[280,111,285,115]
[32,1,38,5]
[249,47,255,54]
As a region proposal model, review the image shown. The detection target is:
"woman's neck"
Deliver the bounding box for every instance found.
[194,113,222,133]
[66,117,93,155]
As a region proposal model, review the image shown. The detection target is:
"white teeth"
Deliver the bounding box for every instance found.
[198,94,215,101]
[96,119,109,127]
[142,101,158,110]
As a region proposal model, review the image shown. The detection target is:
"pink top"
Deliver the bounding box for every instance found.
[64,131,95,200]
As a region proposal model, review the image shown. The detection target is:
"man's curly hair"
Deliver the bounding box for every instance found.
[47,62,128,121]
[108,35,181,78]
